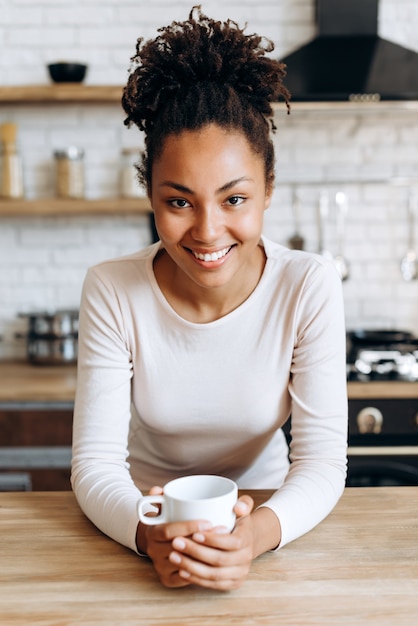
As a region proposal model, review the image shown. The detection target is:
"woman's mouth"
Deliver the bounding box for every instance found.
[189,246,233,262]
[186,245,235,268]
[191,246,232,262]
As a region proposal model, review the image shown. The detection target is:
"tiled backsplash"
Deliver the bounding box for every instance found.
[1,0,418,359]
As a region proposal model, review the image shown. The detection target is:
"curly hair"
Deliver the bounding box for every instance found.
[122,5,290,191]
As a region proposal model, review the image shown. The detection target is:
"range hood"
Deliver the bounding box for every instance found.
[280,0,418,102]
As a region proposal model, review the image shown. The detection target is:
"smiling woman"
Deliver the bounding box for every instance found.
[150,126,270,319]
[71,6,348,592]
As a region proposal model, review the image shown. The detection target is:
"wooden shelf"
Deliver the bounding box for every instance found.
[0,197,151,216]
[0,84,123,104]
[288,100,418,112]
[1,85,418,111]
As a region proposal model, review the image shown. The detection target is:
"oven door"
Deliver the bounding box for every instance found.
[347,446,418,486]
[347,398,418,487]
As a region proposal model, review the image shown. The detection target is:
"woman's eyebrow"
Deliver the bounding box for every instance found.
[158,176,252,194]
[217,177,252,193]
[157,181,193,193]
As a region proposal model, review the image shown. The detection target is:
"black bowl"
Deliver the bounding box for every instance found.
[47,62,88,83]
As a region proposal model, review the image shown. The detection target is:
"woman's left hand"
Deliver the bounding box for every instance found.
[168,495,255,590]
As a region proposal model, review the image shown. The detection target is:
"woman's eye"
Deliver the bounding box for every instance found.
[170,198,190,209]
[227,195,245,206]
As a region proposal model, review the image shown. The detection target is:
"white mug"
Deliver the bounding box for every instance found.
[138,474,238,531]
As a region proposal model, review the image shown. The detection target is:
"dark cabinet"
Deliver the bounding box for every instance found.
[0,406,73,491]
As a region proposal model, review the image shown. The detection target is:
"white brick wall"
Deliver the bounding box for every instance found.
[1,0,418,358]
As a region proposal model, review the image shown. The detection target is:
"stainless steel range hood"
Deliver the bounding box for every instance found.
[280,0,418,102]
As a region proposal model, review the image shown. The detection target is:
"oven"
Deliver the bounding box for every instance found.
[347,397,418,486]
[346,329,418,487]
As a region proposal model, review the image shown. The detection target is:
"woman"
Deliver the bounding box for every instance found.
[71,6,347,590]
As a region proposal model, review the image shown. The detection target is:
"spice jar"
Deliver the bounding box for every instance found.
[119,148,145,198]
[54,146,85,198]
[0,122,24,199]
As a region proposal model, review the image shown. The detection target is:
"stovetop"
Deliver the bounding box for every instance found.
[347,339,418,382]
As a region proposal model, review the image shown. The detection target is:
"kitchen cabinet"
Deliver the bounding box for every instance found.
[0,362,76,491]
[0,406,73,491]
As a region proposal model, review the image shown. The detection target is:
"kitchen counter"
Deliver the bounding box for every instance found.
[0,487,417,625]
[1,361,418,404]
[347,379,418,399]
[0,361,77,405]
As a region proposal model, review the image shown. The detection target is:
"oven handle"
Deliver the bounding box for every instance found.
[348,446,418,456]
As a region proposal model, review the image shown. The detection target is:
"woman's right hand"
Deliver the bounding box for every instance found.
[136,486,213,588]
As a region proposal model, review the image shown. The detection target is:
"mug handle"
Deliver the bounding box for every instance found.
[138,494,166,525]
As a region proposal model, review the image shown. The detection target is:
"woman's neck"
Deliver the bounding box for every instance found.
[153,245,266,324]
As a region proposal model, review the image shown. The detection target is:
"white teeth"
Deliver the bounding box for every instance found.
[192,247,231,262]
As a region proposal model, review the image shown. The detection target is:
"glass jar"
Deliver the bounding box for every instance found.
[54,146,84,198]
[0,146,24,199]
[0,122,24,198]
[119,148,145,198]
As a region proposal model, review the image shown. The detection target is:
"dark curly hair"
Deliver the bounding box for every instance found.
[122,5,290,192]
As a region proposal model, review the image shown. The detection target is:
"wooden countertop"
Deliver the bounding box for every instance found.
[1,361,418,404]
[347,379,418,399]
[0,361,77,403]
[0,487,417,625]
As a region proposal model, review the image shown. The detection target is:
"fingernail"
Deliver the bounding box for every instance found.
[179,570,190,578]
[192,532,205,543]
[172,537,186,550]
[169,552,181,565]
[214,526,230,534]
[198,521,212,531]
[235,502,247,512]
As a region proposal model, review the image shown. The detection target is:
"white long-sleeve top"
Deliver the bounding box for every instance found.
[71,236,348,553]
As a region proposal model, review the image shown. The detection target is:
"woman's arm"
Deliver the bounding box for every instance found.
[261,258,348,547]
[71,266,144,553]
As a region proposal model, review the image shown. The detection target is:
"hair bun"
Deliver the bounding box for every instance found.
[122,6,290,131]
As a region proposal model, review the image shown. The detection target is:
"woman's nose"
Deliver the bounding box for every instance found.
[191,206,224,242]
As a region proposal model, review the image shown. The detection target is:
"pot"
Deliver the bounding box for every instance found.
[19,309,79,338]
[27,336,78,365]
[347,329,416,346]
[17,309,79,364]
[346,329,418,365]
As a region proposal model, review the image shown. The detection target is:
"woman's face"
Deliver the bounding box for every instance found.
[150,124,272,294]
